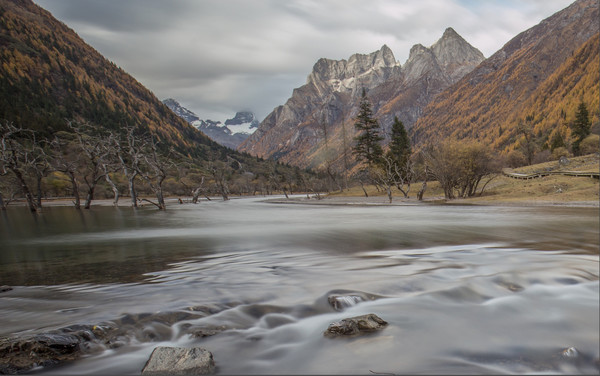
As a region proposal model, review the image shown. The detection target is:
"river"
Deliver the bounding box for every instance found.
[0,197,598,374]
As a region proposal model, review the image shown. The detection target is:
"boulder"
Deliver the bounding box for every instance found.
[0,331,85,373]
[141,346,215,375]
[324,313,388,338]
[0,285,12,293]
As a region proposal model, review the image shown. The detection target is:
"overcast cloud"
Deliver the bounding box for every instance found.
[34,0,574,121]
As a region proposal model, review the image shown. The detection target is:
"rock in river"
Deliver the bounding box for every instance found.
[141,346,215,375]
[0,285,12,293]
[324,313,388,338]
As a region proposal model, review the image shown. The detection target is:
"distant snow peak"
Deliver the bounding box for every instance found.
[162,98,199,124]
[162,99,258,149]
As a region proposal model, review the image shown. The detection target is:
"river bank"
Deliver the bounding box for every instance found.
[265,194,600,208]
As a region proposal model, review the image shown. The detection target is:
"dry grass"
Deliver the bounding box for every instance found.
[330,153,599,205]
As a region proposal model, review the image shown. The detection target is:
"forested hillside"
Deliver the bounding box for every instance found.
[0,0,323,211]
[412,0,599,159]
[0,0,219,158]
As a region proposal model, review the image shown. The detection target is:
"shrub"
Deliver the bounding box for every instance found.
[551,147,570,160]
[579,134,599,155]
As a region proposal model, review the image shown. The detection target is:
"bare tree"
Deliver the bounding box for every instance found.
[114,125,144,207]
[208,160,231,201]
[136,135,174,210]
[49,132,82,208]
[68,121,111,209]
[101,154,120,206]
[416,165,429,201]
[0,121,40,212]
[371,155,413,203]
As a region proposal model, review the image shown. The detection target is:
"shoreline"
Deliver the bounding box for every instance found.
[263,194,600,208]
[4,193,599,209]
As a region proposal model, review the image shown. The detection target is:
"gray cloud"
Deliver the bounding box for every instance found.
[35,0,574,121]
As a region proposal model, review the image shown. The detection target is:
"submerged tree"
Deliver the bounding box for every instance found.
[0,121,41,212]
[136,135,174,210]
[68,121,114,209]
[49,131,82,208]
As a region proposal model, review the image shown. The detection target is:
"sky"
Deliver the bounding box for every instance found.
[34,0,575,122]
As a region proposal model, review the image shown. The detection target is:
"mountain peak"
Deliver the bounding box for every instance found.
[430,27,485,83]
[441,27,460,39]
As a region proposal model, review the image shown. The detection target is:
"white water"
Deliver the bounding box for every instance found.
[0,197,598,374]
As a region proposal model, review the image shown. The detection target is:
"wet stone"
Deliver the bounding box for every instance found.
[0,285,12,293]
[190,325,230,338]
[327,295,365,311]
[141,346,215,375]
[324,313,388,338]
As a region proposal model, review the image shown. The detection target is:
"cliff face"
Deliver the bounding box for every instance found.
[238,28,484,169]
[412,0,599,153]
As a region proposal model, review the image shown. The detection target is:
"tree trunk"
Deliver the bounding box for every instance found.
[13,168,37,212]
[0,191,5,210]
[36,174,43,208]
[386,187,392,203]
[128,175,138,207]
[84,185,95,209]
[156,189,166,210]
[417,181,427,201]
[192,188,201,204]
[360,181,369,197]
[68,171,81,209]
[105,173,120,206]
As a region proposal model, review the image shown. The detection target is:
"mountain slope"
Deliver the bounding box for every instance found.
[0,0,222,159]
[239,29,484,169]
[411,0,599,154]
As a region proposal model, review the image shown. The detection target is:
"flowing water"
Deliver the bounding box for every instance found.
[0,197,598,374]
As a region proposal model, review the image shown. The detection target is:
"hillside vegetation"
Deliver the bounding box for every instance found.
[330,153,599,205]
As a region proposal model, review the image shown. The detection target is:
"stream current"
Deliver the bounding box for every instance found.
[0,196,598,374]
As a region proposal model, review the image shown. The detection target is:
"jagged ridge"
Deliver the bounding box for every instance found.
[238,28,484,169]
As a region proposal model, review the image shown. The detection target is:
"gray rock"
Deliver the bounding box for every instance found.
[141,346,215,375]
[561,346,579,359]
[0,285,12,293]
[324,313,388,338]
[327,295,365,311]
[189,325,230,338]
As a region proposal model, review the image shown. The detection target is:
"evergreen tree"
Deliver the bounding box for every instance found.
[387,116,411,166]
[353,89,383,167]
[571,101,591,155]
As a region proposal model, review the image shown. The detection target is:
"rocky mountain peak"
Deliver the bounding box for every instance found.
[239,29,485,168]
[307,45,400,96]
[162,98,200,124]
[225,111,256,126]
[441,27,460,40]
[403,44,440,84]
[431,27,485,83]
[347,44,398,75]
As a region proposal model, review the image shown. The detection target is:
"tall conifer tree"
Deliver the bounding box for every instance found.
[353,89,383,167]
[571,101,591,155]
[387,116,411,167]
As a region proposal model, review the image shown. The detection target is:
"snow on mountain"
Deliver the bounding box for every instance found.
[162,99,258,149]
